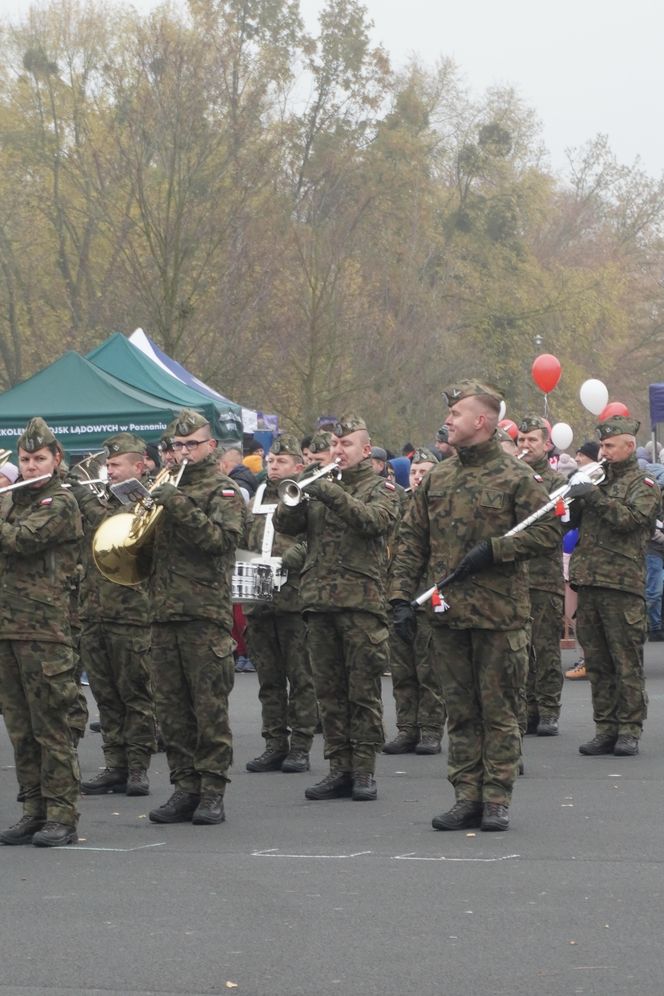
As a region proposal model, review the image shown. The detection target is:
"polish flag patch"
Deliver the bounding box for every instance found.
[39,497,53,506]
[384,481,395,491]
[222,489,236,497]
[644,477,655,487]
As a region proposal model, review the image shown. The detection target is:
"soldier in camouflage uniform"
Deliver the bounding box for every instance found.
[274,415,400,802]
[516,416,566,736]
[244,434,317,774]
[0,418,83,847]
[147,410,245,826]
[569,415,660,756]
[73,433,157,797]
[384,447,447,755]
[389,382,559,832]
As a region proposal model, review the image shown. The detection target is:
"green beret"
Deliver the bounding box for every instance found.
[17,416,56,453]
[104,432,147,457]
[442,380,503,407]
[597,415,640,439]
[270,433,302,459]
[173,409,210,437]
[518,415,549,435]
[411,447,438,464]
[331,414,368,437]
[309,430,333,453]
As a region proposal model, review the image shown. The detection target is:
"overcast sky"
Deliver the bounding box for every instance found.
[1,0,661,178]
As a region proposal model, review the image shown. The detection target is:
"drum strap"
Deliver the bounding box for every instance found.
[252,483,277,560]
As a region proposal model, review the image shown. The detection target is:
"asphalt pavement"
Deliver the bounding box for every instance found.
[2,646,664,996]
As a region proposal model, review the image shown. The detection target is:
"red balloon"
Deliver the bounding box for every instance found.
[531,354,561,393]
[599,401,630,421]
[499,418,518,440]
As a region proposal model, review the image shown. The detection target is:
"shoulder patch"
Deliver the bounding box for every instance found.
[221,488,237,497]
[532,473,544,482]
[384,481,396,491]
[39,497,53,506]
[644,477,655,487]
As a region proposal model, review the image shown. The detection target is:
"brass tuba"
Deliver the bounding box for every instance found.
[92,460,188,586]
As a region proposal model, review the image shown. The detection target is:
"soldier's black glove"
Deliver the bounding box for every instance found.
[454,539,494,580]
[391,599,417,644]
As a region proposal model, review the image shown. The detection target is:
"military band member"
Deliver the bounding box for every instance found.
[307,430,333,468]
[389,382,559,832]
[147,410,245,826]
[274,415,399,802]
[75,432,157,797]
[516,416,566,736]
[384,447,446,755]
[244,434,317,774]
[569,415,660,756]
[0,418,83,847]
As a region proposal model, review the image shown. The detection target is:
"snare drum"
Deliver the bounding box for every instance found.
[231,560,274,604]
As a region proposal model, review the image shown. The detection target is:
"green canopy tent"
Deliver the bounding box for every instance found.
[87,333,242,442]
[0,351,191,455]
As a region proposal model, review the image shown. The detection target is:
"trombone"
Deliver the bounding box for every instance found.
[277,459,342,508]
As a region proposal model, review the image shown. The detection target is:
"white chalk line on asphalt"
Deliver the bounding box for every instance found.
[252,847,520,862]
[67,842,167,852]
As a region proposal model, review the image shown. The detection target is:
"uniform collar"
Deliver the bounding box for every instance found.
[455,437,501,466]
[605,454,637,479]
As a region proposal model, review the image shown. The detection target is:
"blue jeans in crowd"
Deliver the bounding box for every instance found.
[645,553,664,633]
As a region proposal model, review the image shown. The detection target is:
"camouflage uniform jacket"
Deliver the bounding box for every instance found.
[0,476,83,645]
[526,455,565,596]
[76,477,151,626]
[150,455,245,628]
[273,458,400,621]
[388,436,560,630]
[569,454,660,598]
[244,479,306,616]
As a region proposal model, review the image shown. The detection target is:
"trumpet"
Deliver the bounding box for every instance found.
[69,450,108,499]
[277,459,342,508]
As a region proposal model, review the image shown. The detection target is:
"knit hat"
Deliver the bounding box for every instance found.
[576,441,600,461]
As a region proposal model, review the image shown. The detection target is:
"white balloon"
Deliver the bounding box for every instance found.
[579,378,609,416]
[498,400,506,421]
[551,421,574,450]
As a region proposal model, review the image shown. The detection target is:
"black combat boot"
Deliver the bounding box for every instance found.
[579,734,617,756]
[614,735,639,756]
[304,771,354,800]
[432,800,483,831]
[32,822,77,847]
[382,731,418,754]
[89,721,102,733]
[126,768,150,796]
[81,767,128,794]
[481,803,510,832]
[537,716,559,736]
[0,814,45,846]
[192,793,225,825]
[525,714,539,735]
[246,747,289,772]
[281,750,310,773]
[149,789,200,824]
[415,734,442,755]
[352,773,377,801]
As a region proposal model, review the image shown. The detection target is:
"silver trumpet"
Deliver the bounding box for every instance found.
[277,459,342,508]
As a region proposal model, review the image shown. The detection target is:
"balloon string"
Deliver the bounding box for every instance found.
[544,393,549,419]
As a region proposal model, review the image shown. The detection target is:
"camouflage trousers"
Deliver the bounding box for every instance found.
[80,620,157,770]
[246,611,316,752]
[0,639,80,826]
[430,626,528,806]
[151,621,234,794]
[575,586,647,737]
[525,590,564,722]
[389,615,446,737]
[68,624,89,745]
[305,611,388,775]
